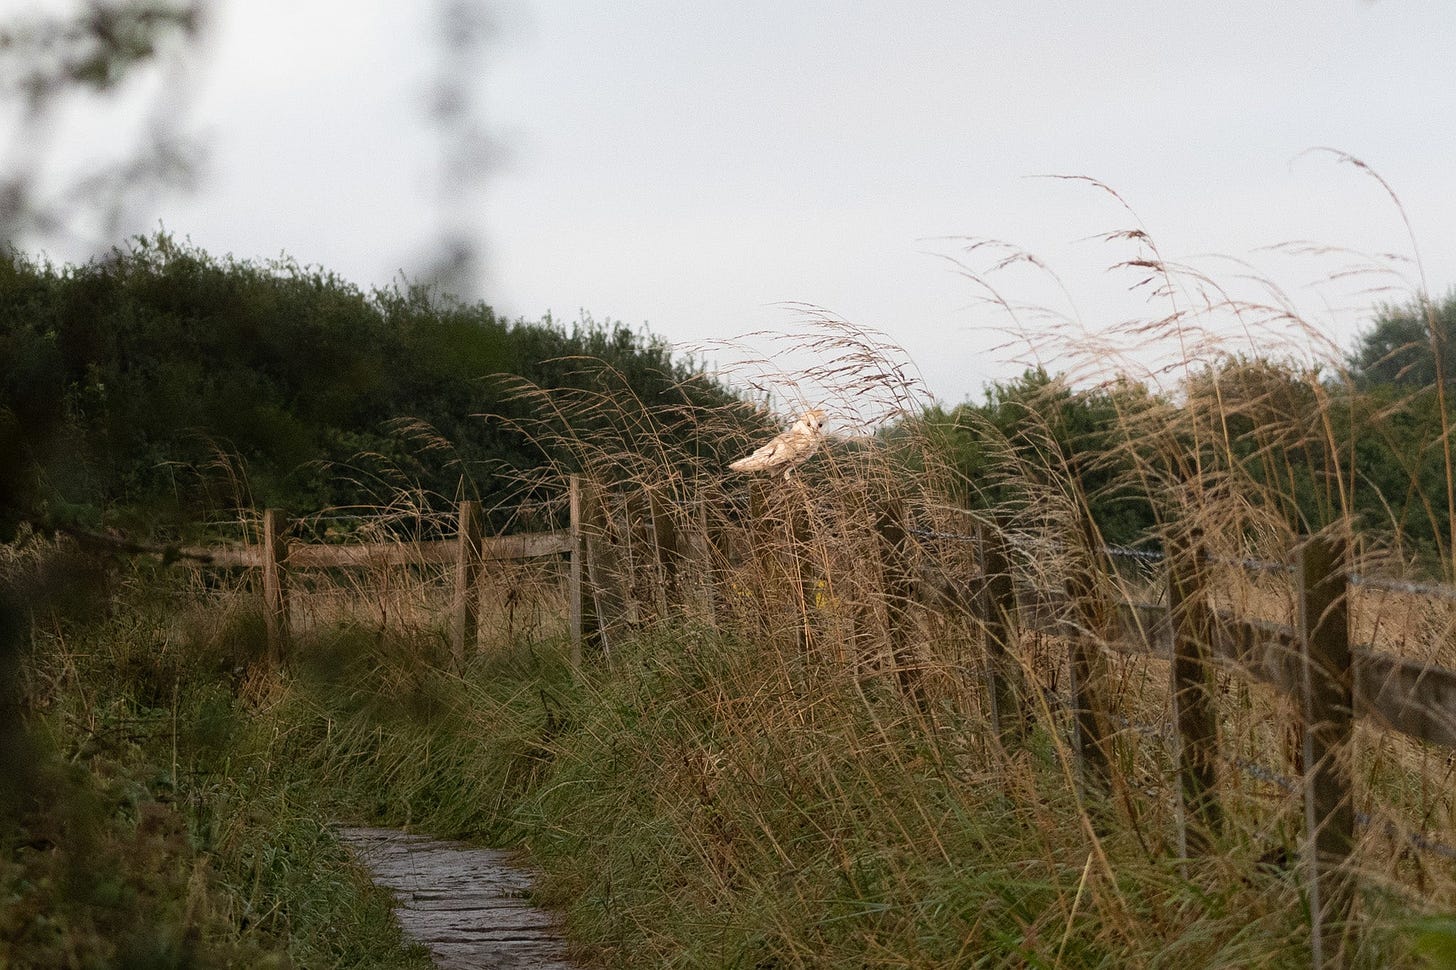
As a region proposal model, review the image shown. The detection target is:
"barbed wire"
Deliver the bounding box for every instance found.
[909,527,978,543]
[1350,573,1456,601]
[912,527,1456,592]
[1102,544,1165,564]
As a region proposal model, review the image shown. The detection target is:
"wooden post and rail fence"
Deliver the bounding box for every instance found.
[190,479,1454,968]
[984,524,1456,968]
[205,496,583,667]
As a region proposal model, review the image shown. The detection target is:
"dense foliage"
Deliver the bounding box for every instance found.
[0,233,744,536]
[1349,291,1456,389]
[922,299,1456,566]
[918,369,1161,549]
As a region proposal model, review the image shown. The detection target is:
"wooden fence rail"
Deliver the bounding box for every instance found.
[214,492,581,667]
[1097,598,1456,750]
[220,530,575,570]
[206,492,1456,752]
[985,530,1454,968]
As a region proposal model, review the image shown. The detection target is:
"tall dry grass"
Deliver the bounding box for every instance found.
[371,178,1456,964]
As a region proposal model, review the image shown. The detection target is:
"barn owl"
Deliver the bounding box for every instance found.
[728,409,826,480]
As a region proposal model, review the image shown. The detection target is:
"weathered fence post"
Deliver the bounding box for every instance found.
[978,521,1028,747]
[452,500,483,668]
[261,508,290,664]
[789,494,818,654]
[647,486,683,616]
[580,480,631,657]
[568,476,583,666]
[746,479,776,643]
[702,494,730,628]
[613,490,642,621]
[1168,527,1222,856]
[1298,532,1356,969]
[578,482,606,655]
[875,497,926,710]
[1065,519,1112,803]
[748,479,771,556]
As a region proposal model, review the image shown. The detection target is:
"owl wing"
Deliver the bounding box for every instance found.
[728,432,792,472]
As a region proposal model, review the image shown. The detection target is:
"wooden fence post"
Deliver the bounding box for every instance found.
[1298,533,1356,968]
[623,490,659,626]
[1168,527,1222,856]
[261,508,290,664]
[648,487,683,615]
[1065,519,1112,803]
[789,494,817,655]
[568,477,583,666]
[748,479,771,556]
[579,480,627,657]
[978,521,1028,747]
[875,498,926,710]
[745,480,776,642]
[701,494,728,628]
[452,500,482,668]
[579,488,606,656]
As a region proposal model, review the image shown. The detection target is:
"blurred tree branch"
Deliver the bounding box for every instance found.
[1,0,208,250]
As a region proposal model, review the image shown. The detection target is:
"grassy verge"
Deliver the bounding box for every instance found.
[255,616,1446,967]
[2,563,434,970]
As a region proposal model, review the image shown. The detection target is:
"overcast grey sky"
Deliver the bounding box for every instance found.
[12,0,1456,405]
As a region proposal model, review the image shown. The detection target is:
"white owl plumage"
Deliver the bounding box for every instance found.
[728,409,826,480]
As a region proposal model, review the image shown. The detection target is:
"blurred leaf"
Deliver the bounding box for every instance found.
[1416,918,1456,969]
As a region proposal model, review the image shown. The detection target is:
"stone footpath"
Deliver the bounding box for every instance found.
[338,827,582,970]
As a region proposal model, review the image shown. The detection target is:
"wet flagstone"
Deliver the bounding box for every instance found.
[338,827,582,970]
